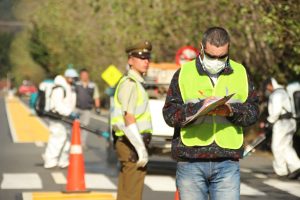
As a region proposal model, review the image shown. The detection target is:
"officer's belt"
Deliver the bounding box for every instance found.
[117,133,151,141]
[117,133,151,147]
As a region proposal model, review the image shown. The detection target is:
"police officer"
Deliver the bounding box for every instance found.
[75,68,100,148]
[112,41,152,200]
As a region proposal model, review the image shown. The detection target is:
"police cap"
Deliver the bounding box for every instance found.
[126,41,152,59]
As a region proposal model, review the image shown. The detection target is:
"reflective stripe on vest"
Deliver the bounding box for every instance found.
[111,75,152,136]
[178,59,248,149]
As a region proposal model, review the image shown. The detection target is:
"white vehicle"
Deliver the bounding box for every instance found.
[147,96,174,154]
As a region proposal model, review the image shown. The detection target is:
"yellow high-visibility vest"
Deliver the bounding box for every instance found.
[111,75,152,137]
[178,59,248,149]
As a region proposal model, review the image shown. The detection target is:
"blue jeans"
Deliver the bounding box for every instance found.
[176,159,240,200]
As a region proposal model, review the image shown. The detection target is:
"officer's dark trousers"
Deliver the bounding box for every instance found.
[115,139,146,200]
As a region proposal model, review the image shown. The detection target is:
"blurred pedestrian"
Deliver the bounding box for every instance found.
[43,67,78,168]
[265,77,300,179]
[111,41,152,200]
[163,27,259,200]
[74,68,101,148]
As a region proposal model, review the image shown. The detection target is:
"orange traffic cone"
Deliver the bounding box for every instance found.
[174,189,180,200]
[65,119,88,192]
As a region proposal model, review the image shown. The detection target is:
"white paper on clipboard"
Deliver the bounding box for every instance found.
[183,93,235,126]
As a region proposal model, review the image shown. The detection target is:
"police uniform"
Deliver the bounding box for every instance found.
[113,41,152,200]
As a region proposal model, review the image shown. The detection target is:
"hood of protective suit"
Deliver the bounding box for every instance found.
[271,78,283,90]
[54,75,69,88]
[51,75,76,116]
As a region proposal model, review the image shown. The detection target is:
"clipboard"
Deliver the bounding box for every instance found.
[183,93,235,126]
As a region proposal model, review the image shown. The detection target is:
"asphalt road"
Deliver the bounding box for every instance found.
[0,93,300,200]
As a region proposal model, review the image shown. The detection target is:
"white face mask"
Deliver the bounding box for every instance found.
[202,54,226,74]
[200,45,227,74]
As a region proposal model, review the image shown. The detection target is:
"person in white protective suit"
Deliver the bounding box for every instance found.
[266,78,300,179]
[43,68,78,168]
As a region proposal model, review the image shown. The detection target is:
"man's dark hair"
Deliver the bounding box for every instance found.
[79,68,88,74]
[202,27,230,48]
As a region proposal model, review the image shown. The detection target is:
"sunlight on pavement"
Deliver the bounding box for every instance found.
[22,192,116,200]
[5,96,49,142]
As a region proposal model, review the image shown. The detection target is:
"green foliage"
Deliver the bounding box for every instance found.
[6,0,300,89]
[9,31,45,85]
[0,33,13,78]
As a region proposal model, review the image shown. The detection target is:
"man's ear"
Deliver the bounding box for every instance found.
[128,57,133,66]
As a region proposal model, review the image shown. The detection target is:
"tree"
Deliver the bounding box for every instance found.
[0,33,13,78]
[7,0,300,87]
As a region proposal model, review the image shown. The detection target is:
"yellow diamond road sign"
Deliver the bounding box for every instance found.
[101,65,123,87]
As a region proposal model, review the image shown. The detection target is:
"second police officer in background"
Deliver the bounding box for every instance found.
[75,68,101,148]
[111,41,152,200]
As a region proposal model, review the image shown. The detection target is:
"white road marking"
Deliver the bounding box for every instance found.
[22,192,32,200]
[264,179,300,197]
[144,175,176,192]
[85,174,117,189]
[35,142,45,147]
[253,173,268,179]
[4,97,18,142]
[51,172,66,184]
[50,173,117,189]
[240,168,252,173]
[1,173,42,189]
[241,183,266,196]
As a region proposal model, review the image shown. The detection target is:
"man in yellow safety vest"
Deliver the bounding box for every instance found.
[163,27,259,200]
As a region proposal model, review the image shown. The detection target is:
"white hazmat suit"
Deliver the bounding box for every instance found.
[267,78,300,176]
[43,75,76,168]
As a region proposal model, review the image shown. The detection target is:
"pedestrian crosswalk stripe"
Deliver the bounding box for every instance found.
[253,173,268,179]
[22,192,32,200]
[1,173,42,189]
[51,173,117,189]
[51,172,66,184]
[35,142,45,147]
[240,168,252,173]
[85,174,117,190]
[264,179,300,197]
[144,175,176,192]
[2,171,300,199]
[240,183,266,196]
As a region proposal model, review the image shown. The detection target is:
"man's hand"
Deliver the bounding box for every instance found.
[208,104,233,117]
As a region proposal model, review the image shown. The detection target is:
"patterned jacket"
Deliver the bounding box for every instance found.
[162,57,259,160]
